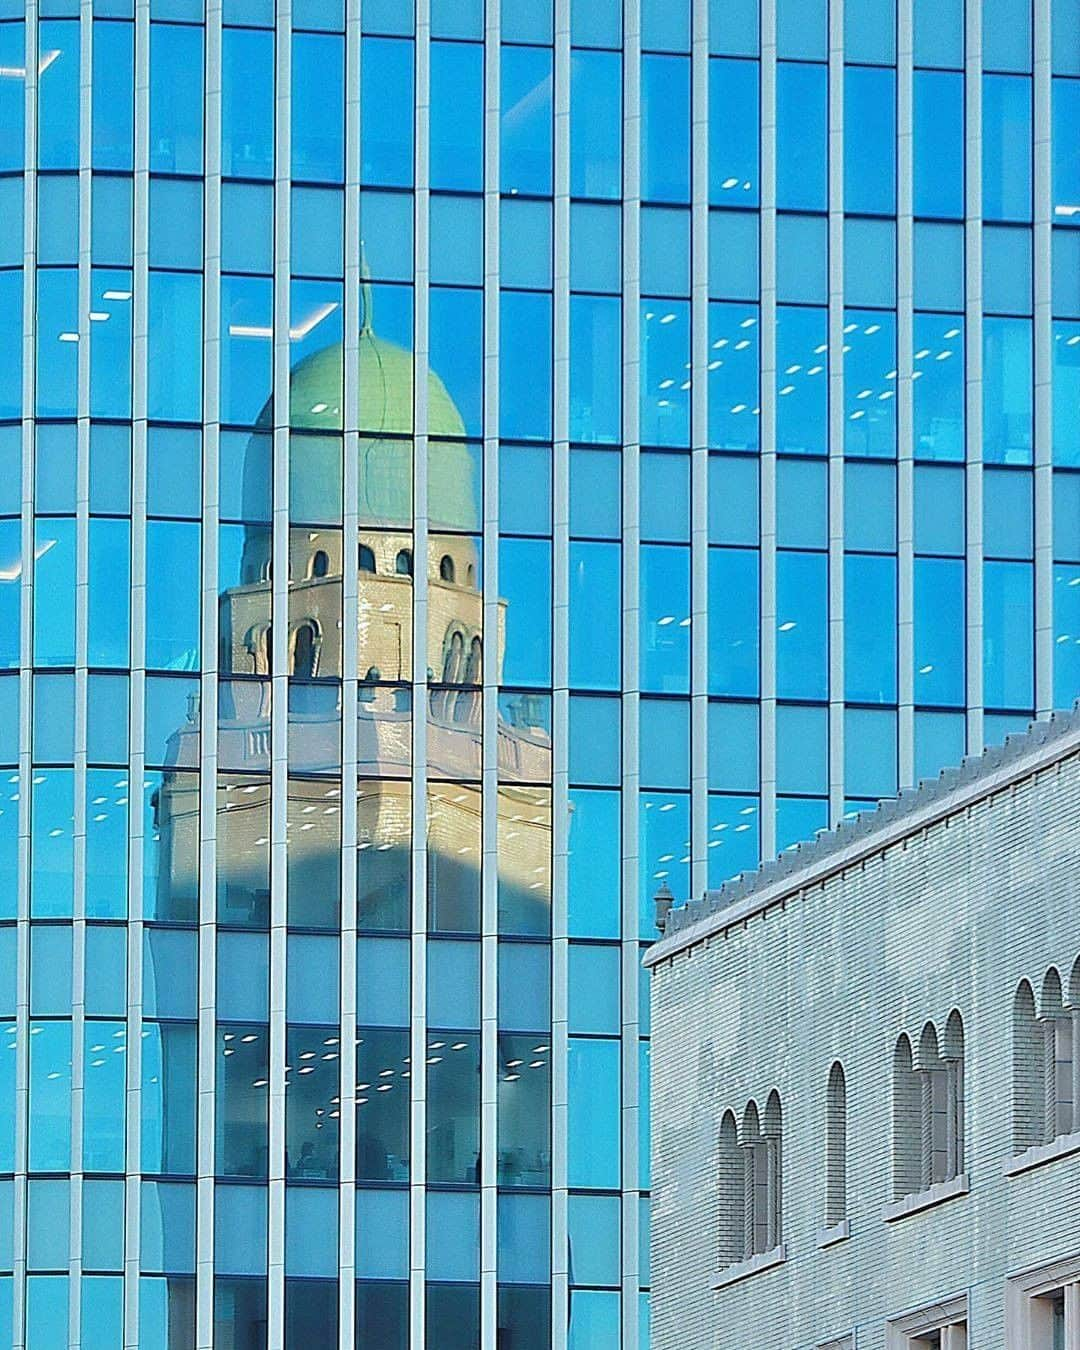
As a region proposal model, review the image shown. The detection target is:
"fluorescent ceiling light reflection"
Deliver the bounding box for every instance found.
[0,50,60,79]
[229,300,339,340]
[0,538,55,583]
[102,290,131,301]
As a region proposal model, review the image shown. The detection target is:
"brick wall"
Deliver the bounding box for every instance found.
[650,750,1080,1349]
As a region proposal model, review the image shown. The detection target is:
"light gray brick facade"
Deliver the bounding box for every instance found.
[646,709,1080,1350]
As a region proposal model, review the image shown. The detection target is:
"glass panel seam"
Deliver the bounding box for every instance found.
[68,4,95,1343]
[897,0,916,788]
[827,0,847,825]
[964,0,986,750]
[268,6,293,1348]
[1033,0,1055,717]
[620,1,643,1344]
[690,0,710,904]
[123,3,152,1344]
[551,0,571,1344]
[409,3,431,1342]
[14,7,41,1347]
[759,0,779,860]
[195,5,223,1347]
[336,4,361,1346]
[480,4,501,1342]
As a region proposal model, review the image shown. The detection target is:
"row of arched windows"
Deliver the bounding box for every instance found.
[717,1091,784,1265]
[716,1013,970,1270]
[892,1012,966,1199]
[441,627,483,686]
[241,616,486,686]
[307,544,415,578]
[242,620,324,678]
[303,547,474,583]
[1013,954,1080,1154]
[760,956,1080,1260]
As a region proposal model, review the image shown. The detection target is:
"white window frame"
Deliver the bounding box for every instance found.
[1006,1253,1080,1349]
[885,1293,967,1349]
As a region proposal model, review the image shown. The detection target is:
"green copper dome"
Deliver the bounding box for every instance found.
[288,330,466,438]
[250,330,479,532]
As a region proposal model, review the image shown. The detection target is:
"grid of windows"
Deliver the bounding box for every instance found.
[0,0,1077,1346]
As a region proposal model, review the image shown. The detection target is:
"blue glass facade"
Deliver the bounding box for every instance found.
[0,0,1077,1346]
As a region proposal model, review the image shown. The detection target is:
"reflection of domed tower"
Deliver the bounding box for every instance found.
[217,322,500,700]
[157,318,552,932]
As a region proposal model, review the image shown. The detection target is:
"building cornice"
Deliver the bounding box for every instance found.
[646,705,1080,969]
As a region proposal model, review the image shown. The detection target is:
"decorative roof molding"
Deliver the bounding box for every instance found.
[645,703,1080,969]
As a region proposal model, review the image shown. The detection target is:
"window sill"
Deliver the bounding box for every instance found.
[1004,1129,1080,1177]
[712,1244,787,1290]
[882,1173,969,1223]
[816,1219,850,1248]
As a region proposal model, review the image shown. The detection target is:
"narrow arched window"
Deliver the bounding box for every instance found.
[740,1101,763,1256]
[465,635,482,685]
[1013,980,1045,1153]
[309,549,330,578]
[917,1022,949,1188]
[717,1111,743,1268]
[892,1034,922,1199]
[1040,968,1074,1142]
[762,1091,783,1251]
[824,1062,847,1227]
[942,1010,965,1180]
[738,1096,782,1258]
[291,621,318,678]
[395,548,413,576]
[439,553,456,583]
[358,543,376,574]
[442,630,465,684]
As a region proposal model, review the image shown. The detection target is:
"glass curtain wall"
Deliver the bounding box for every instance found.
[0,0,1076,1347]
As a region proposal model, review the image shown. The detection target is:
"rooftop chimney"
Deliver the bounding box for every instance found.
[654,882,675,934]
